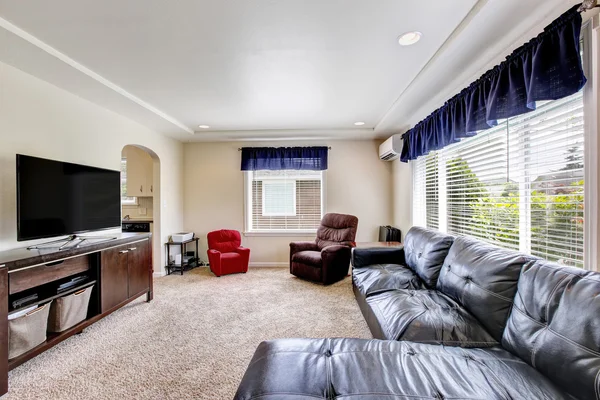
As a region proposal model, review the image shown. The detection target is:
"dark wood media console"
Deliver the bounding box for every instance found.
[0,232,153,396]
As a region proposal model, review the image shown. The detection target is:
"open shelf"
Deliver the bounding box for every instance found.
[166,258,200,275]
[167,257,199,268]
[8,280,96,316]
[9,310,93,369]
[165,238,200,275]
[167,237,199,245]
[7,289,147,370]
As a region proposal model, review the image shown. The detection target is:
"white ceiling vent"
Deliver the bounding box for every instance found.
[379,135,402,161]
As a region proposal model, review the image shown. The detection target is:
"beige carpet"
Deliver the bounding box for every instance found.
[6,267,371,399]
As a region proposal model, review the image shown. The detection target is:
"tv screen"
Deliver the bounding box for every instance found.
[17,154,121,241]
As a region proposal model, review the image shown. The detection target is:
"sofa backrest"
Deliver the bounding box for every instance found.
[207,229,241,253]
[502,260,600,400]
[403,227,454,288]
[316,213,358,250]
[436,236,535,341]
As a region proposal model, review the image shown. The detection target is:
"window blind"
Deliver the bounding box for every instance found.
[248,170,323,231]
[413,91,584,267]
[413,152,441,230]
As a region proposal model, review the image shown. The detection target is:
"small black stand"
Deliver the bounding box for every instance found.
[165,238,200,275]
[27,235,117,250]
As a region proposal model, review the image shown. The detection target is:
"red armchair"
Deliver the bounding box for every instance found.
[207,230,250,277]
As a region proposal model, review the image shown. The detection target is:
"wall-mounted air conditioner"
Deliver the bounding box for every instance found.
[379,135,402,161]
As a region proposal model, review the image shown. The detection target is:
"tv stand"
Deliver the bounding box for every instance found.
[0,232,153,395]
[27,234,118,251]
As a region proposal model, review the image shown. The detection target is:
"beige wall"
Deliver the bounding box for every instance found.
[183,140,393,265]
[392,158,413,237]
[123,197,154,220]
[0,62,184,274]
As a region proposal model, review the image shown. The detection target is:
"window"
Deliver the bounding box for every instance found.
[413,91,585,267]
[245,170,324,233]
[262,180,296,216]
[121,157,137,205]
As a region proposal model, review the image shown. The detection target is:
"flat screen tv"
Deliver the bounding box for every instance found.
[17,154,121,241]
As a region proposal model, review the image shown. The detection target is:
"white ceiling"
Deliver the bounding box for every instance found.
[0,0,581,142]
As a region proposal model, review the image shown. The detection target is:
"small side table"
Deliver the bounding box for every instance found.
[165,237,200,275]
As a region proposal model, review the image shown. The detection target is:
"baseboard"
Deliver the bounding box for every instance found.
[249,262,288,268]
[154,263,285,271]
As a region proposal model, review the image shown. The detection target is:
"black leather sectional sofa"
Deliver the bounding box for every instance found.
[234,227,600,399]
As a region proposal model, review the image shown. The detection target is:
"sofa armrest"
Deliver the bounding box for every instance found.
[351,247,405,268]
[207,249,221,262]
[235,247,251,270]
[290,241,318,255]
[235,247,250,255]
[207,249,222,275]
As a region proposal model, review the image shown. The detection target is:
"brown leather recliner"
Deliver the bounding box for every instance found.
[290,213,359,285]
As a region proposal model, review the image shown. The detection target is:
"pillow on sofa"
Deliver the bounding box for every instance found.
[436,236,536,341]
[403,227,454,288]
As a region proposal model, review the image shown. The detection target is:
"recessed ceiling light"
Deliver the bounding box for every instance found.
[198,125,210,129]
[398,31,422,46]
[354,122,365,126]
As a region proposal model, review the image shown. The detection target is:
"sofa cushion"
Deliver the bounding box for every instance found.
[436,236,536,341]
[502,260,600,400]
[366,289,498,347]
[221,252,241,261]
[403,227,454,288]
[234,338,572,400]
[291,250,322,267]
[352,264,424,298]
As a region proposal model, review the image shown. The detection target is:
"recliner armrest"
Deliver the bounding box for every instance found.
[351,247,405,268]
[321,245,352,264]
[290,241,318,255]
[321,245,352,284]
[321,245,351,255]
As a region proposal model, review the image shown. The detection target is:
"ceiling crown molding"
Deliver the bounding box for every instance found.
[0,16,194,135]
[190,128,376,142]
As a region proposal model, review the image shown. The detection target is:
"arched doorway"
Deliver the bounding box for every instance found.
[121,145,162,276]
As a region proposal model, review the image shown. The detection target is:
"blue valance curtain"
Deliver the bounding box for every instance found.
[400,4,587,163]
[241,146,329,171]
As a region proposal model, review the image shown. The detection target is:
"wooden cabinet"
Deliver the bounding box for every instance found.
[144,154,154,197]
[100,238,151,312]
[0,233,153,394]
[124,146,154,197]
[126,239,150,297]
[100,245,129,312]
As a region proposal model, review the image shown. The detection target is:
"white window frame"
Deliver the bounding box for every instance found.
[261,180,297,217]
[121,157,138,206]
[122,198,138,206]
[583,19,598,271]
[244,170,326,236]
[412,24,596,270]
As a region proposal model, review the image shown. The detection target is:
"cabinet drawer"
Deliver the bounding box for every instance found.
[9,256,90,295]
